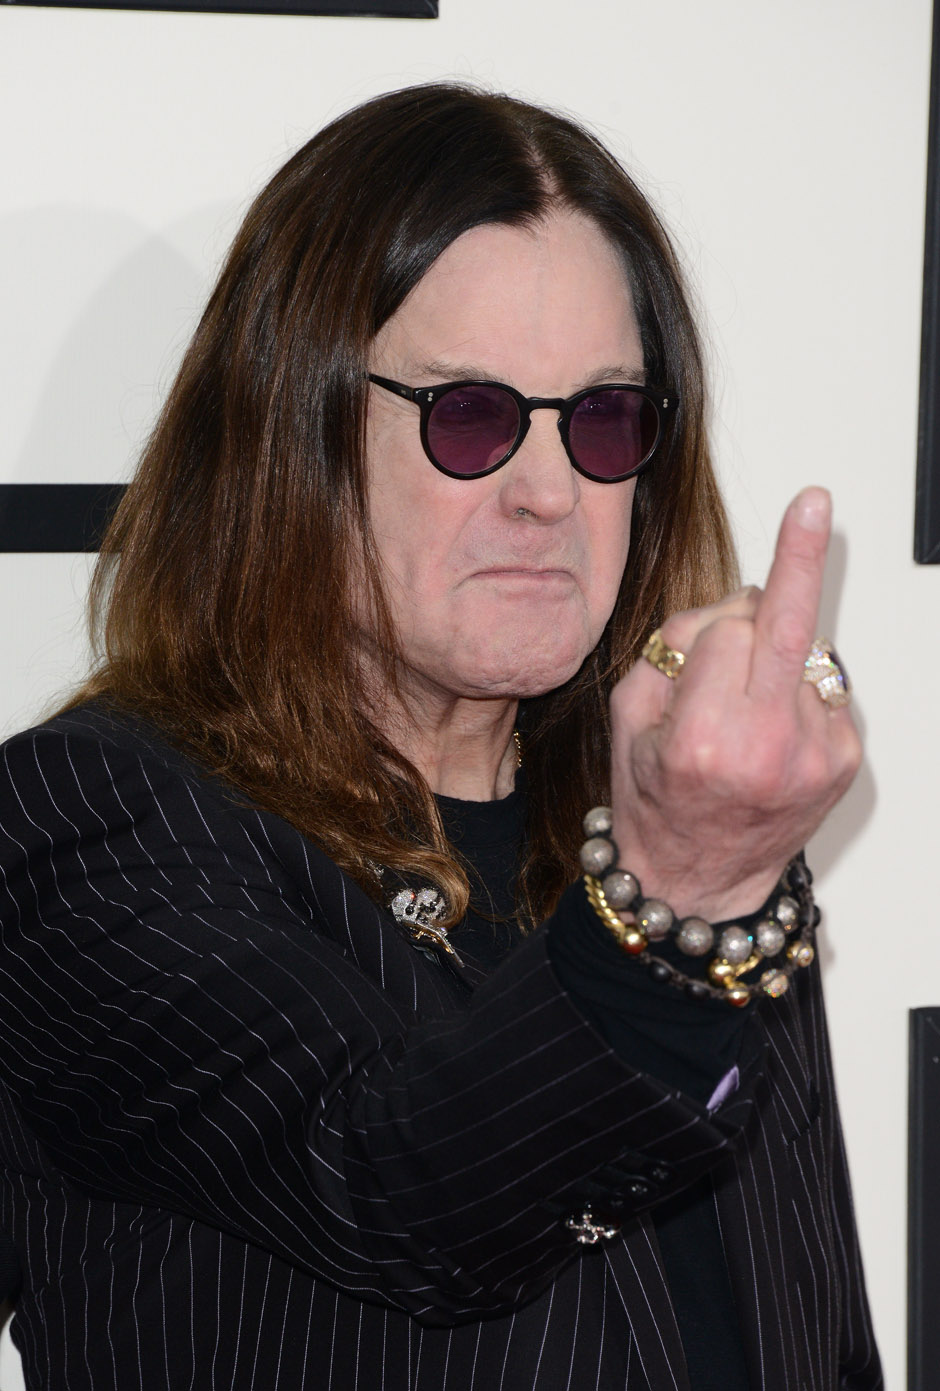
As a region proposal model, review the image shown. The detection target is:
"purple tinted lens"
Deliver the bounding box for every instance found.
[568,389,659,479]
[427,385,520,475]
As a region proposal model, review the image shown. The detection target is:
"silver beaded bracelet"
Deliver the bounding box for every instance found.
[579,807,818,1007]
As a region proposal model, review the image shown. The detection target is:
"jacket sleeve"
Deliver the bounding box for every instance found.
[769,955,882,1389]
[0,716,760,1325]
[806,973,883,1389]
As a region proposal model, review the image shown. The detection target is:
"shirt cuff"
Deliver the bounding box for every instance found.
[545,880,754,1105]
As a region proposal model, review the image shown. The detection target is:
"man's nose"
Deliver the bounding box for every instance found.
[496,409,579,524]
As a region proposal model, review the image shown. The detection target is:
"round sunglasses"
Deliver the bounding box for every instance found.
[367,375,679,484]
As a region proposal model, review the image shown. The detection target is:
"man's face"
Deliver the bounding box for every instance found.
[364,210,643,709]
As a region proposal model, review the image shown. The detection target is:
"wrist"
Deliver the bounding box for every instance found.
[607,817,788,922]
[612,864,788,927]
[580,808,818,1007]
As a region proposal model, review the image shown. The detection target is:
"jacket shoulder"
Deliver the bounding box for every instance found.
[0,699,396,972]
[2,700,229,799]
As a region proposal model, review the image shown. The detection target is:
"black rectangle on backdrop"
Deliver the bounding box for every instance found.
[909,1006,940,1389]
[4,1,436,14]
[0,484,126,553]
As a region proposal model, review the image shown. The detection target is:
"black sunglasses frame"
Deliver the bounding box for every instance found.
[367,374,679,484]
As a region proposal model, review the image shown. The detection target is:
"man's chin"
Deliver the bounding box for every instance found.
[459,646,589,700]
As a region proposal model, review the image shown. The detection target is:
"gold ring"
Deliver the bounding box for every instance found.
[642,629,686,679]
[802,637,851,708]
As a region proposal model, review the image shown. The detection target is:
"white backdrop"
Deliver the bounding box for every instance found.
[2,1,936,1385]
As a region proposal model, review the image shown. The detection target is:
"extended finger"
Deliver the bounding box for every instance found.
[749,487,831,702]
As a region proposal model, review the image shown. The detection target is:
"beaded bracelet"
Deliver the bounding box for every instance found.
[579,807,818,1007]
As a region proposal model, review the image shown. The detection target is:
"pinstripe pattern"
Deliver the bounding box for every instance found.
[0,704,881,1389]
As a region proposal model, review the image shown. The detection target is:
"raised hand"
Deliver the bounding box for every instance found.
[609,487,861,923]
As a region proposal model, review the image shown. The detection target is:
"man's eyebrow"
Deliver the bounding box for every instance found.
[410,359,496,382]
[407,360,647,389]
[581,364,647,388]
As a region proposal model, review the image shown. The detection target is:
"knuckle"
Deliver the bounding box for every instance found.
[723,584,762,618]
[834,717,863,777]
[610,674,657,738]
[668,713,728,782]
[663,604,758,655]
[683,734,723,781]
[660,610,699,651]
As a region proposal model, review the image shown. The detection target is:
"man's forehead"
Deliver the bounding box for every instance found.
[371,212,644,391]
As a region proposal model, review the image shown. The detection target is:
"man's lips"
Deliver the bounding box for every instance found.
[468,567,578,592]
[470,566,575,579]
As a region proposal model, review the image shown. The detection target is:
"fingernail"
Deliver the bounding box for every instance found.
[793,487,831,532]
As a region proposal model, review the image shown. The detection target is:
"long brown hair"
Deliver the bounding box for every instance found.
[74,83,737,928]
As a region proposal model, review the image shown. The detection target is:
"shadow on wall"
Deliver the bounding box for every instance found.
[0,206,229,1384]
[0,203,229,490]
[806,525,876,970]
[0,203,227,734]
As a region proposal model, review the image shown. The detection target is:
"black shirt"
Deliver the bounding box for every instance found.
[437,786,751,1391]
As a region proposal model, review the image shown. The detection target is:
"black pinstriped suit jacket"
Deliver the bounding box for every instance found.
[0,704,881,1390]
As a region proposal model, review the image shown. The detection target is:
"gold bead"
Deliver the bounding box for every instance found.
[787,941,815,969]
[726,986,751,1007]
[585,876,648,954]
[709,959,735,985]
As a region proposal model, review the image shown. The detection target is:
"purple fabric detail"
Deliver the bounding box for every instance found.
[706,1065,740,1114]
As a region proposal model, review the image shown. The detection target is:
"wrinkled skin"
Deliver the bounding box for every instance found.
[364,212,861,918]
[609,489,861,920]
